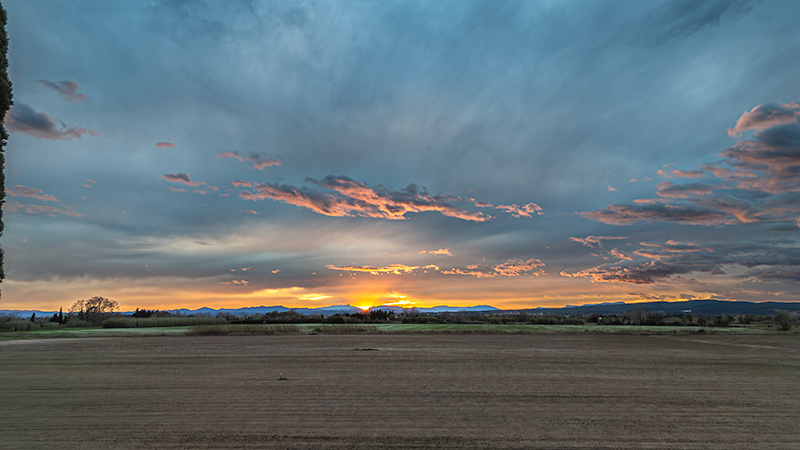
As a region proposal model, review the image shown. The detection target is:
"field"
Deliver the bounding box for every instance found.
[2,333,799,449]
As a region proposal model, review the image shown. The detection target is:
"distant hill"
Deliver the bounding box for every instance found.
[524,300,800,316]
[1,300,795,318]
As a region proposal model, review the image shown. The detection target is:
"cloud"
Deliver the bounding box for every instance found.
[475,201,543,217]
[160,173,206,187]
[217,151,280,170]
[246,154,281,170]
[561,260,692,285]
[420,248,453,256]
[672,169,706,178]
[715,123,800,194]
[569,235,627,248]
[220,279,249,285]
[218,151,246,163]
[237,175,492,222]
[655,181,717,199]
[442,258,545,278]
[8,185,59,202]
[34,80,87,102]
[4,103,100,140]
[632,240,713,260]
[240,209,258,214]
[727,102,800,137]
[609,249,633,261]
[156,139,176,148]
[3,201,83,217]
[581,203,728,225]
[564,239,800,285]
[326,264,439,275]
[583,102,800,226]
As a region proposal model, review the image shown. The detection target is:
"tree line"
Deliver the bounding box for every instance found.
[1,296,796,331]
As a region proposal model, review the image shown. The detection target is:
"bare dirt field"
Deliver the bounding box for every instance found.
[2,333,798,449]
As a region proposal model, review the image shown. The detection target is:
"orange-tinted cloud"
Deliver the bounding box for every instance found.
[475,201,543,217]
[218,151,280,170]
[420,248,453,256]
[218,151,245,163]
[727,102,800,137]
[326,264,439,275]
[238,175,492,222]
[5,103,100,140]
[569,235,627,247]
[3,201,83,217]
[8,185,59,202]
[443,258,545,278]
[156,139,176,148]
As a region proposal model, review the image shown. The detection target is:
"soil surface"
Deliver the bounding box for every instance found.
[2,334,798,449]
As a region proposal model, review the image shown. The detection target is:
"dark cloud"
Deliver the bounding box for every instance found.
[727,102,800,137]
[238,175,492,222]
[217,151,280,170]
[583,102,800,225]
[4,103,99,140]
[34,79,87,102]
[717,123,800,194]
[581,203,728,225]
[656,181,717,198]
[246,154,281,170]
[564,239,800,285]
[160,173,206,187]
[562,260,692,285]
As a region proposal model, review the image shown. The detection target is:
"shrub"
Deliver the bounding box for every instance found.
[3,320,33,331]
[187,324,301,335]
[563,317,585,326]
[101,317,228,328]
[311,325,377,334]
[65,319,90,328]
[775,310,793,331]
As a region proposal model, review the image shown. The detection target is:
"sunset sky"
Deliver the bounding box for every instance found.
[3,0,800,312]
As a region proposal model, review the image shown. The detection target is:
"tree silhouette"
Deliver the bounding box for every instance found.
[70,296,119,325]
[0,3,12,286]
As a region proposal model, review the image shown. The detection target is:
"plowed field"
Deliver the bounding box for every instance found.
[2,334,798,449]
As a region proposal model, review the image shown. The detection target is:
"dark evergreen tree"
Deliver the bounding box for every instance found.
[0,3,11,287]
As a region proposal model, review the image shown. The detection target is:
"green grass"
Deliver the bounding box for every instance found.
[0,322,778,341]
[102,317,227,328]
[370,323,767,334]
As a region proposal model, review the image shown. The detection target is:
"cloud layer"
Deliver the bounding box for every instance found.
[5,103,99,140]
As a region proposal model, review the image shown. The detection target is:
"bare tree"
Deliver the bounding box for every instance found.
[69,296,119,325]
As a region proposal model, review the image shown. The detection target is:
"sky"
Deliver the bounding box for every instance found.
[2,0,800,312]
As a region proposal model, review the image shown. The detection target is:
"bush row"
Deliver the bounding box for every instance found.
[101,317,228,328]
